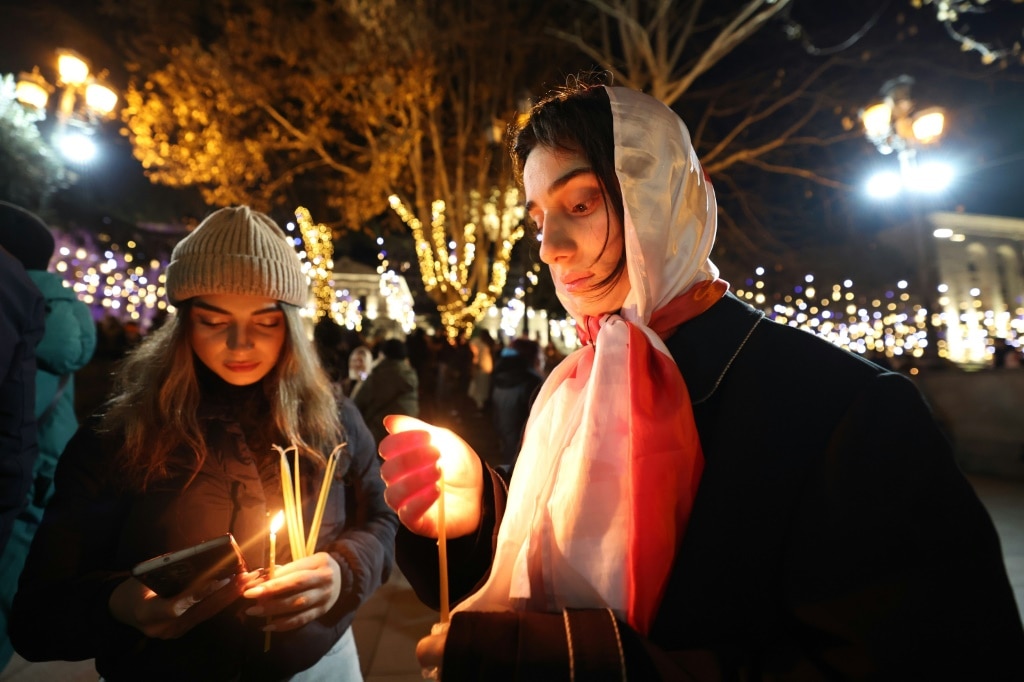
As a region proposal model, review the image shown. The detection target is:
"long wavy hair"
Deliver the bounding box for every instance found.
[100,303,343,490]
[510,75,627,297]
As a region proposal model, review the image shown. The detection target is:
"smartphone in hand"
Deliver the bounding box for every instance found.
[131,533,248,598]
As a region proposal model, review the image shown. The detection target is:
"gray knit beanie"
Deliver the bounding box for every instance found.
[165,205,308,306]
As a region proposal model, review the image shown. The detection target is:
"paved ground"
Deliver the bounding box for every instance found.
[2,407,1022,681]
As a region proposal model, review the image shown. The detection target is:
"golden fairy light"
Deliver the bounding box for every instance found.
[389,187,526,339]
[295,206,335,320]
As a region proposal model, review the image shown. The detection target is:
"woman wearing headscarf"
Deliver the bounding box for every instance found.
[379,80,1024,680]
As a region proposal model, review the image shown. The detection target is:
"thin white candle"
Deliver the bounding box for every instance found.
[275,445,303,559]
[265,510,284,651]
[421,428,458,682]
[306,443,345,557]
[427,428,461,625]
[268,511,284,574]
[292,448,305,553]
[437,472,449,624]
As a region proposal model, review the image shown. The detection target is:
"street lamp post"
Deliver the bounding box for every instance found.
[861,75,950,364]
[15,48,118,165]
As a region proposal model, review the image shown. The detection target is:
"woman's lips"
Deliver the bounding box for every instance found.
[561,273,593,294]
[225,361,259,373]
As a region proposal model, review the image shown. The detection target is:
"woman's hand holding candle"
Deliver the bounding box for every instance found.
[244,552,342,631]
[378,415,483,539]
[380,415,471,680]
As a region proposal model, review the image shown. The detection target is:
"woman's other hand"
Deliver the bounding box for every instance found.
[109,570,258,639]
[417,621,448,679]
[242,552,341,631]
[378,415,483,539]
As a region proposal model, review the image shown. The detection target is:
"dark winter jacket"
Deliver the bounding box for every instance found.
[10,377,398,681]
[0,269,96,669]
[0,248,44,555]
[396,292,1024,680]
[353,357,419,444]
[24,269,96,514]
[490,352,543,466]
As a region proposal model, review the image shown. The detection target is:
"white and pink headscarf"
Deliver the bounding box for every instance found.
[455,86,728,634]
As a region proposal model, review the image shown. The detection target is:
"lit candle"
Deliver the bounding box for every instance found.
[268,510,284,577]
[265,510,284,652]
[427,428,461,625]
[437,471,449,624]
[420,427,458,682]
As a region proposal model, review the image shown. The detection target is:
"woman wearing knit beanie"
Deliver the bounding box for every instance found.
[10,206,398,681]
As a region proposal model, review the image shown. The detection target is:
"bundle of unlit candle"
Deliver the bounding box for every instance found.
[264,442,345,651]
[272,442,345,560]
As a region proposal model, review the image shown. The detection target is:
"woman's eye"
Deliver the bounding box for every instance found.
[256,319,282,329]
[198,318,227,328]
[571,194,600,214]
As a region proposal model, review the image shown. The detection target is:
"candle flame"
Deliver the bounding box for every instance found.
[270,510,285,534]
[427,427,461,472]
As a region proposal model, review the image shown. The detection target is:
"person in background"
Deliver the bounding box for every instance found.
[10,206,397,681]
[312,317,348,395]
[405,327,433,414]
[353,338,419,446]
[0,202,98,670]
[466,329,495,412]
[489,338,544,467]
[0,206,46,558]
[344,345,374,399]
[993,338,1023,369]
[377,78,1024,679]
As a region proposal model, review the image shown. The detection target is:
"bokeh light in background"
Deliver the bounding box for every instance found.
[48,226,1021,368]
[50,228,169,331]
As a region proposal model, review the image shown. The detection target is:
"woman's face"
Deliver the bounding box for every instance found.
[524,144,630,318]
[189,293,286,386]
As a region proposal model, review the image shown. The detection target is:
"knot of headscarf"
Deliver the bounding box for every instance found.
[577,279,729,346]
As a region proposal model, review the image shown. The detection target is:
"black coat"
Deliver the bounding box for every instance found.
[397,293,1024,680]
[11,382,398,681]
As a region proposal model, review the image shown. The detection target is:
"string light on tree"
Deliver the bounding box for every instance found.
[294,206,334,320]
[379,270,416,334]
[372,235,416,334]
[389,187,525,339]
